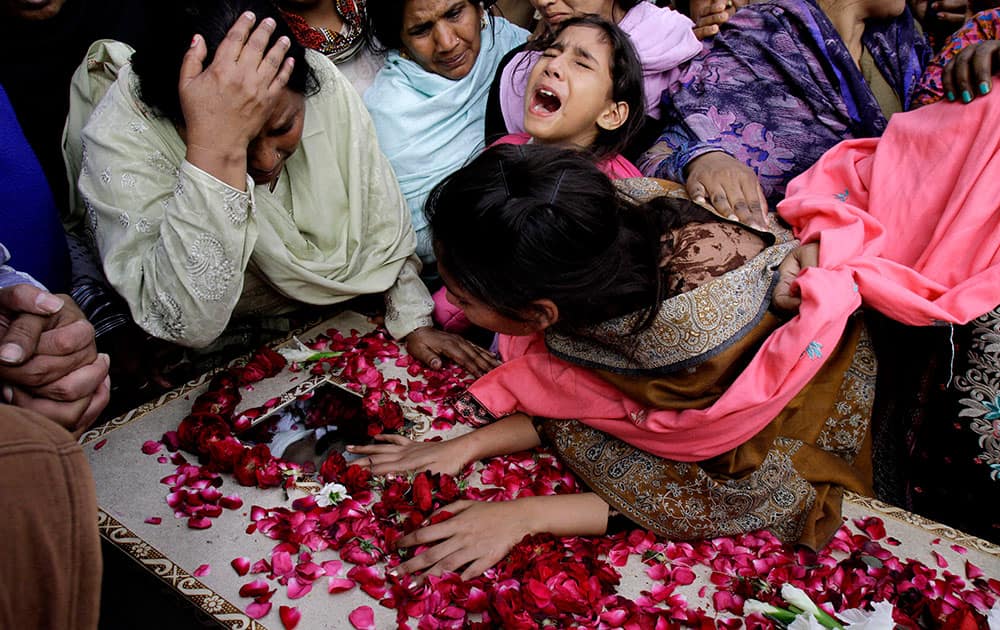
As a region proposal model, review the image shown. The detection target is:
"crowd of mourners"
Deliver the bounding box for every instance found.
[2,0,1000,625]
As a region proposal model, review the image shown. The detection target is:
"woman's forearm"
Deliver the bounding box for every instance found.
[520,492,611,537]
[457,413,542,463]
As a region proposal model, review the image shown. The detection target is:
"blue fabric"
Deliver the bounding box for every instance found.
[641,0,929,206]
[0,84,70,292]
[364,17,527,260]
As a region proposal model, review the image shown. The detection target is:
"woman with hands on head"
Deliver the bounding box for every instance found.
[63,0,497,378]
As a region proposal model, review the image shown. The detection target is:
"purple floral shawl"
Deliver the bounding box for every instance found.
[638,0,928,205]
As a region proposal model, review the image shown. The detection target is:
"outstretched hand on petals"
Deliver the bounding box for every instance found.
[347,434,472,477]
[405,326,499,378]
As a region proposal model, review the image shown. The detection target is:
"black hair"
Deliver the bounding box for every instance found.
[524,14,645,160]
[365,0,493,54]
[427,144,716,332]
[131,0,318,126]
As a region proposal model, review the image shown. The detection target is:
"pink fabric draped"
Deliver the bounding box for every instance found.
[466,86,1000,462]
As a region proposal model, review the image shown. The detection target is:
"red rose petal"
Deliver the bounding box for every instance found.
[144,516,162,525]
[231,557,250,576]
[187,516,212,529]
[239,579,271,598]
[193,564,211,577]
[279,605,301,630]
[220,494,244,510]
[141,440,163,455]
[932,550,949,568]
[966,560,984,579]
[245,601,272,619]
[348,605,375,630]
[93,439,107,451]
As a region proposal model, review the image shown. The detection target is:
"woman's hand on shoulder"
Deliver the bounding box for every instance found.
[942,40,1000,104]
[347,433,473,477]
[689,0,742,39]
[404,326,500,378]
[772,242,819,312]
[684,151,768,230]
[179,12,295,183]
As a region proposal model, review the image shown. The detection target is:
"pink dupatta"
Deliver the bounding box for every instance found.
[467,85,1000,462]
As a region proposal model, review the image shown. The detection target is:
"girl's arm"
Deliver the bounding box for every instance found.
[348,412,541,476]
[394,493,611,580]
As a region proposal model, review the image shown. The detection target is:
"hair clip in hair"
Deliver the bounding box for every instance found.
[549,169,566,205]
[499,159,511,199]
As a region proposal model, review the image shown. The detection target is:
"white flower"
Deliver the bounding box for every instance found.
[781,584,844,629]
[840,600,894,629]
[744,600,786,616]
[279,337,316,363]
[789,615,826,630]
[315,482,350,507]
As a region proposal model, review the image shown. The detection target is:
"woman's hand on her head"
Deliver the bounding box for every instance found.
[685,151,768,229]
[942,40,1000,104]
[179,12,296,188]
[347,433,474,477]
[404,327,500,378]
[772,242,820,312]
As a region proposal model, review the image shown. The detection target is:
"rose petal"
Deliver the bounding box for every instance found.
[327,577,355,594]
[246,601,272,619]
[286,577,312,600]
[279,605,301,630]
[193,564,211,577]
[144,516,162,525]
[220,495,244,510]
[187,516,212,530]
[141,440,163,455]
[93,439,107,451]
[231,557,251,576]
[239,579,271,598]
[348,605,375,630]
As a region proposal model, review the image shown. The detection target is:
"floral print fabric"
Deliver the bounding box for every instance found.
[911,8,1000,107]
[638,0,928,206]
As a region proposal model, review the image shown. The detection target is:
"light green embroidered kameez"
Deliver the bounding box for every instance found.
[64,42,432,348]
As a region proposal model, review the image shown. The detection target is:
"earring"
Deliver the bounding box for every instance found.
[481,14,488,29]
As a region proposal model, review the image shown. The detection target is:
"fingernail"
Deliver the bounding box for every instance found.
[99,352,111,366]
[262,17,275,27]
[980,82,990,95]
[0,343,23,364]
[190,34,199,47]
[2,385,12,403]
[962,90,972,103]
[431,359,442,369]
[346,445,356,450]
[946,91,955,102]
[102,375,111,389]
[35,292,64,313]
[243,11,255,20]
[727,214,739,221]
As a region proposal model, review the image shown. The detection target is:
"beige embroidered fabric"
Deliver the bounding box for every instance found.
[63,41,433,348]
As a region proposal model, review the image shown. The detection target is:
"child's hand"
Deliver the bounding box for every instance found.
[347,434,473,476]
[772,243,819,312]
[392,499,531,581]
[404,327,500,378]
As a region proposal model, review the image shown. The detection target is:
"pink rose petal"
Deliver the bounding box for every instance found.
[141,440,163,455]
[231,557,250,576]
[327,577,355,594]
[220,495,244,510]
[187,516,212,529]
[279,605,301,630]
[348,605,375,630]
[144,516,162,525]
[286,577,312,600]
[245,601,272,619]
[193,564,211,577]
